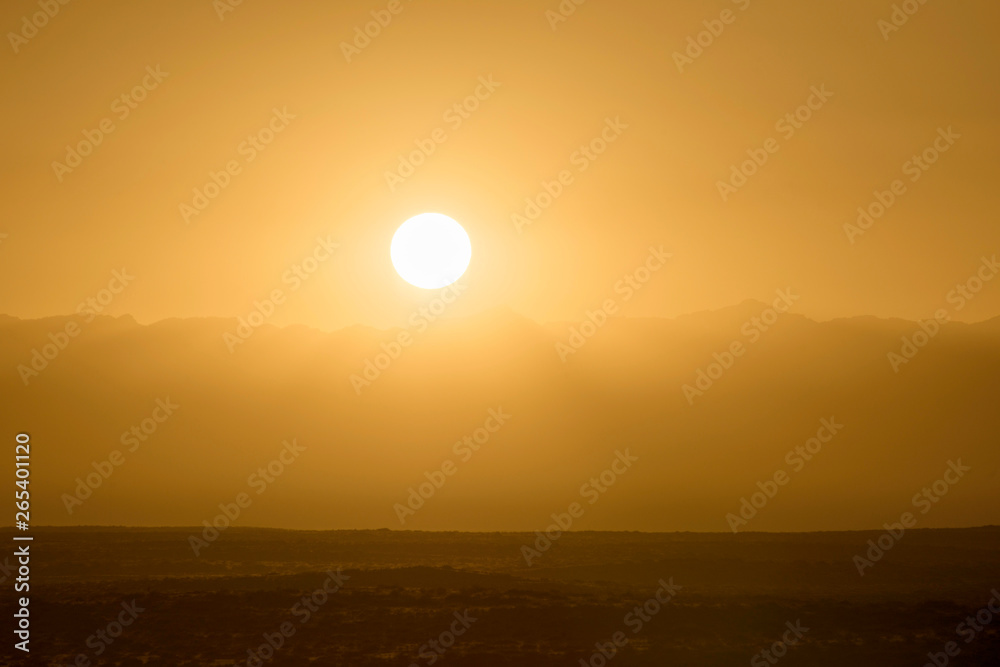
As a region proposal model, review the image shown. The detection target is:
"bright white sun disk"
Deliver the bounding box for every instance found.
[391,213,472,289]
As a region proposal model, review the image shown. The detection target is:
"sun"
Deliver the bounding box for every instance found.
[391,213,472,289]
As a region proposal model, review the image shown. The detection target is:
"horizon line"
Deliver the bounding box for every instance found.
[6,524,999,535]
[2,301,999,335]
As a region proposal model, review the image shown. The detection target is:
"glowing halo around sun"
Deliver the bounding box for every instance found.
[390,213,472,289]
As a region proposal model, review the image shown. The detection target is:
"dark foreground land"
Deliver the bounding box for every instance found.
[2,527,999,666]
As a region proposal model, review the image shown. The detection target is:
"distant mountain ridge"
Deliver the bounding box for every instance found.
[2,305,998,532]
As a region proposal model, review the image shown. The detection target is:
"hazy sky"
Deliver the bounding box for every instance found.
[2,0,999,330]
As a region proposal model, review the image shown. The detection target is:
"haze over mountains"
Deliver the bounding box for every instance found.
[3,303,998,532]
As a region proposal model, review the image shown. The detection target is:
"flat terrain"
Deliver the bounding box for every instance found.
[2,527,999,665]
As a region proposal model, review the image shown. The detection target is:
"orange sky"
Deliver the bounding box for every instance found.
[2,0,999,330]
